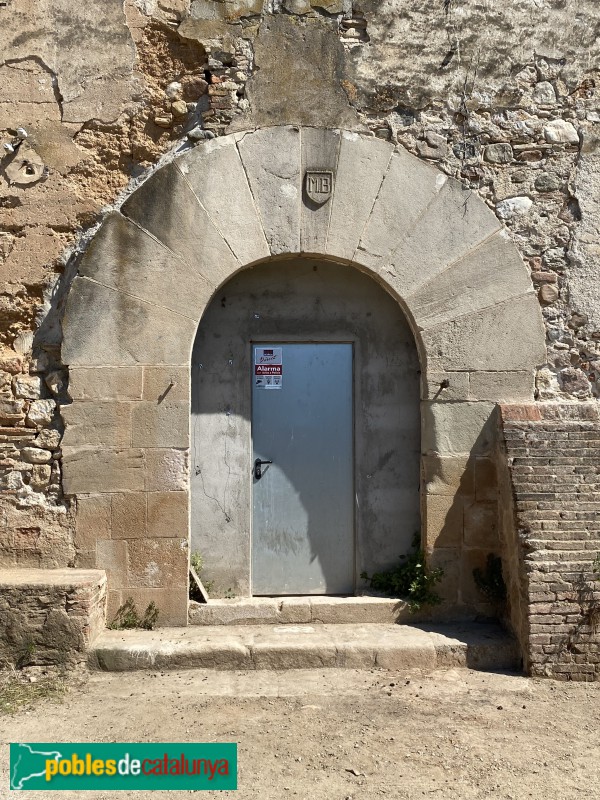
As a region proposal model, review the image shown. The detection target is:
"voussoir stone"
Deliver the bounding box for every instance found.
[357,146,445,269]
[237,126,302,255]
[386,175,502,296]
[424,292,546,372]
[407,230,532,329]
[121,165,241,288]
[326,131,393,262]
[78,211,215,319]
[300,127,341,255]
[176,135,270,266]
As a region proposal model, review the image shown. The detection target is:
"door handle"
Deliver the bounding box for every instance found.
[254,458,272,480]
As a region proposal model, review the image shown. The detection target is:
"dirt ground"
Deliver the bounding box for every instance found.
[1,666,599,799]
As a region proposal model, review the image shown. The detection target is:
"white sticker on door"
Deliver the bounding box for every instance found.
[254,347,283,389]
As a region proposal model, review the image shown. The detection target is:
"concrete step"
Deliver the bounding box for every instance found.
[189,596,409,626]
[89,623,520,673]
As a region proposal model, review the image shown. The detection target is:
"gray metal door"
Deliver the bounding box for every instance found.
[252,343,354,595]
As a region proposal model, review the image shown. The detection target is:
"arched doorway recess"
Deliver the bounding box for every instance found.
[191,257,421,597]
[61,126,545,624]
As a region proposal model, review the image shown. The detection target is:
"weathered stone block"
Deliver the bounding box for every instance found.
[237,126,302,255]
[177,137,270,266]
[461,547,497,605]
[464,502,498,547]
[422,371,469,402]
[112,492,147,540]
[0,568,106,668]
[147,491,189,538]
[131,401,189,449]
[474,457,498,502]
[469,371,535,402]
[62,402,132,448]
[422,401,497,456]
[484,142,513,163]
[26,399,56,428]
[422,454,474,496]
[142,367,190,403]
[69,367,143,401]
[63,278,196,367]
[111,587,188,627]
[13,375,42,400]
[34,428,61,450]
[0,398,25,424]
[127,537,188,589]
[238,20,359,131]
[30,463,52,490]
[97,539,128,588]
[75,495,112,551]
[63,447,145,494]
[21,447,52,464]
[427,547,460,605]
[145,449,188,492]
[543,119,579,144]
[424,494,464,549]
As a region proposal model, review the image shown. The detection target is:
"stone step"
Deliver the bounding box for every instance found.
[89,623,520,673]
[189,596,409,626]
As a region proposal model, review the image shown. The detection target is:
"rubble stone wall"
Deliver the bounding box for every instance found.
[0,568,106,668]
[499,404,600,681]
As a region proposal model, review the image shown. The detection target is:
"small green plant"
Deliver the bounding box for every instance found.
[189,552,214,601]
[473,554,507,605]
[15,639,36,670]
[361,533,443,612]
[108,598,159,631]
[190,552,204,573]
[593,553,600,578]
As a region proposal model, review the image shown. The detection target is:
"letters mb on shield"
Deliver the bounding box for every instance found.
[305,170,333,205]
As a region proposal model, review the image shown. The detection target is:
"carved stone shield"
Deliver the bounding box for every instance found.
[305,170,334,205]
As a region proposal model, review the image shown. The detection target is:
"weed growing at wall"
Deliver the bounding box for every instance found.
[189,553,214,601]
[361,534,443,612]
[108,598,159,631]
[473,554,507,607]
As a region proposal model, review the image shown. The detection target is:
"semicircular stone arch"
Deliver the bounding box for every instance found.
[61,125,546,625]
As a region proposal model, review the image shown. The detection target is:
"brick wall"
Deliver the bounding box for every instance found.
[498,404,600,681]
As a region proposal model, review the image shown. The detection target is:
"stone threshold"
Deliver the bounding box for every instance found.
[89,622,519,673]
[189,595,409,626]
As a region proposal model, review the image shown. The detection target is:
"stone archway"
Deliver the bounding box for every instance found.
[61,126,546,625]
